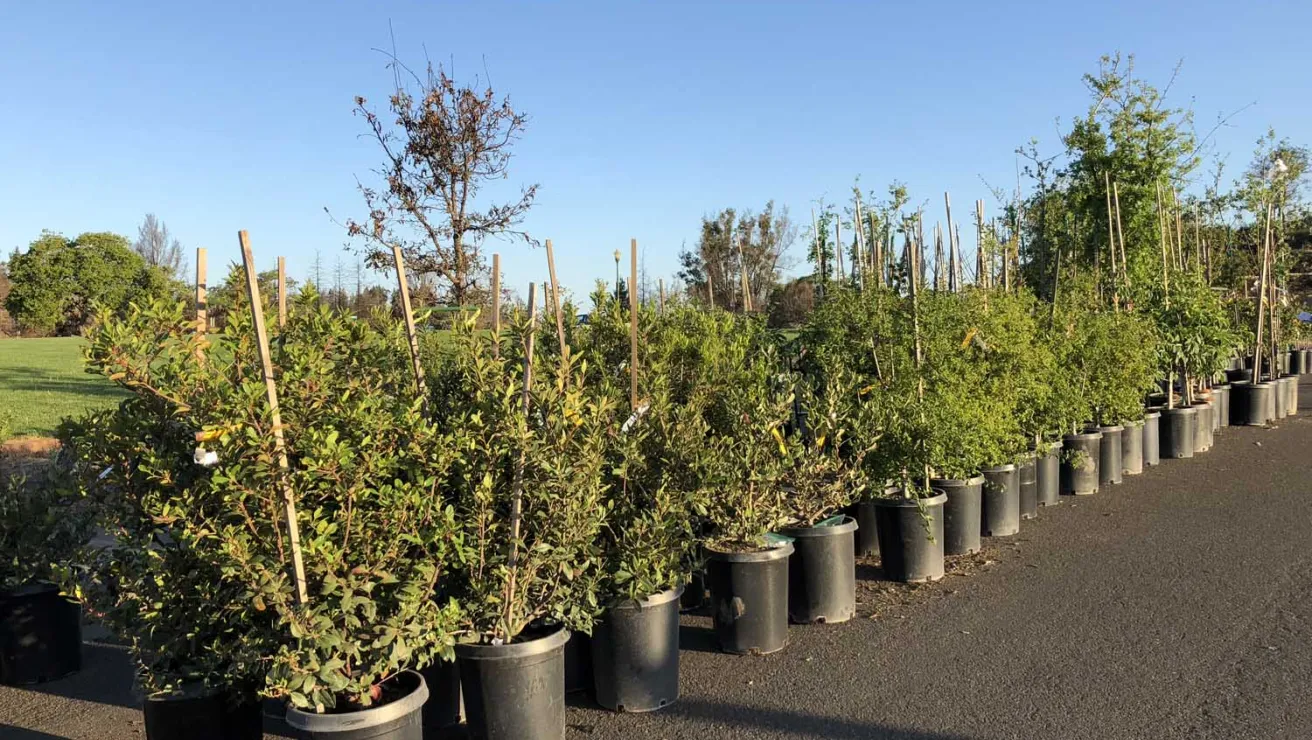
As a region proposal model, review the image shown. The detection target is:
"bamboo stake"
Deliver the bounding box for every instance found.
[1112,181,1129,287]
[195,247,207,356]
[1252,203,1273,385]
[736,230,753,312]
[277,256,287,329]
[933,223,945,291]
[658,278,666,314]
[1157,184,1170,298]
[706,260,715,308]
[545,240,568,366]
[491,253,502,358]
[916,214,926,290]
[810,207,822,292]
[975,200,987,289]
[834,220,845,282]
[871,212,883,288]
[944,193,957,292]
[1173,189,1185,271]
[390,246,428,406]
[503,282,537,641]
[1104,173,1118,310]
[630,239,640,411]
[954,224,965,287]
[854,195,867,292]
[238,231,308,606]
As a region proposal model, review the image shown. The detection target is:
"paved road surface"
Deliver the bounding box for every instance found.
[5,382,1311,739]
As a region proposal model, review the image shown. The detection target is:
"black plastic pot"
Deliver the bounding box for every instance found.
[1230,381,1270,426]
[419,659,462,733]
[1017,456,1038,520]
[705,543,793,655]
[1191,402,1212,453]
[779,517,857,624]
[1121,420,1144,475]
[873,491,947,583]
[591,586,683,712]
[0,583,81,686]
[456,626,569,740]
[846,484,898,558]
[1143,412,1161,467]
[1093,425,1123,487]
[287,670,427,740]
[1225,367,1251,384]
[1273,378,1287,419]
[145,687,263,740]
[929,477,982,556]
[1160,407,1196,459]
[679,571,706,612]
[1061,432,1101,495]
[980,464,1020,536]
[563,630,592,695]
[1214,384,1231,429]
[1036,443,1061,506]
[1282,374,1299,416]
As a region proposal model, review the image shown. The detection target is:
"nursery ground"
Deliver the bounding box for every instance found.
[3,382,1312,739]
[0,337,124,439]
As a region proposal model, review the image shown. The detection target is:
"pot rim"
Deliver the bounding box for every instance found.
[608,584,686,612]
[927,475,986,487]
[1161,406,1198,416]
[1123,419,1144,428]
[778,515,858,538]
[1144,411,1161,419]
[871,490,948,508]
[285,669,427,732]
[1063,432,1102,441]
[704,541,795,563]
[454,623,570,661]
[981,463,1017,473]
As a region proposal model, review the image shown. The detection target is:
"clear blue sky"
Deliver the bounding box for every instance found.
[3,1,1309,300]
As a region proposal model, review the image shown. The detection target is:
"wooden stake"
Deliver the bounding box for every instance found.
[735,230,753,312]
[277,256,287,329]
[944,193,957,292]
[1252,203,1273,385]
[503,282,537,641]
[1112,180,1129,287]
[195,247,208,351]
[630,239,640,412]
[933,223,945,291]
[491,253,501,358]
[545,240,568,366]
[658,278,666,314]
[834,220,845,281]
[871,212,883,288]
[854,194,867,292]
[390,246,428,407]
[238,231,308,606]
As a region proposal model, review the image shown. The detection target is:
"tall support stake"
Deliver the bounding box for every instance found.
[658,278,666,314]
[834,220,845,281]
[504,282,537,641]
[491,253,502,358]
[630,239,640,412]
[1252,203,1273,385]
[238,231,308,606]
[871,212,884,288]
[854,195,867,292]
[735,230,753,312]
[545,240,568,366]
[1112,181,1129,286]
[944,192,958,292]
[390,246,428,407]
[933,223,945,291]
[1104,173,1119,310]
[277,256,287,328]
[195,247,208,354]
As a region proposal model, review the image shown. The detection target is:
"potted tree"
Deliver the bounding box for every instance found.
[0,468,91,686]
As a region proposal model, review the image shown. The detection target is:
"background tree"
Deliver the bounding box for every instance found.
[0,262,13,335]
[205,264,295,328]
[343,61,538,308]
[133,213,184,279]
[678,201,795,311]
[5,231,180,335]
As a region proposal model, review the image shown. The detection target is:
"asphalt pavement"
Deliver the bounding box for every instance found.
[4,380,1311,740]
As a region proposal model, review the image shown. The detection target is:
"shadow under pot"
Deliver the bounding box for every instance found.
[928,477,982,555]
[1018,456,1038,520]
[146,686,263,740]
[1036,442,1062,506]
[0,582,82,686]
[1143,412,1161,467]
[846,484,899,558]
[1159,406,1196,459]
[591,586,683,713]
[1090,425,1123,486]
[778,516,858,625]
[1121,420,1144,475]
[285,673,430,740]
[980,464,1020,536]
[704,542,793,655]
[1229,381,1270,426]
[455,625,570,740]
[1061,431,1101,496]
[872,490,947,583]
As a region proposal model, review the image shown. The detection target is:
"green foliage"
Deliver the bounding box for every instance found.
[5,231,181,336]
[65,295,463,711]
[0,469,92,594]
[781,368,878,525]
[0,409,10,442]
[1147,270,1236,397]
[1073,308,1160,423]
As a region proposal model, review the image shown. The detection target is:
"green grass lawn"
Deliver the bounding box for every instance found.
[0,337,126,438]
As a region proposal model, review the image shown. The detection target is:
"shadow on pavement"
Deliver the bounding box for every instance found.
[659,699,974,739]
[0,726,72,739]
[19,642,138,710]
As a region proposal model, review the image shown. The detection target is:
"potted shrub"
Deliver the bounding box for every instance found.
[69,295,466,740]
[435,312,612,739]
[1148,272,1231,456]
[0,468,91,686]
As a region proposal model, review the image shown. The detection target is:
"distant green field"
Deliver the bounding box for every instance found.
[0,337,126,438]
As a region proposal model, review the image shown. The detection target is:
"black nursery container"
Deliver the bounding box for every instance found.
[1214,383,1231,429]
[1121,420,1144,475]
[1282,374,1299,416]
[1191,402,1212,453]
[1230,381,1270,426]
[563,631,592,695]
[419,658,462,733]
[1036,442,1061,506]
[287,671,428,740]
[846,484,898,558]
[1093,425,1123,487]
[873,491,947,583]
[1061,431,1101,496]
[705,543,793,655]
[1018,456,1038,520]
[456,626,570,740]
[779,517,858,624]
[1160,406,1196,459]
[591,586,683,712]
[1273,377,1287,419]
[146,687,263,740]
[0,583,82,686]
[929,477,982,556]
[1143,411,1161,467]
[980,464,1020,536]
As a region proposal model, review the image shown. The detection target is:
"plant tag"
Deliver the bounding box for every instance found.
[764,532,794,547]
[97,466,114,480]
[193,446,219,468]
[814,515,846,527]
